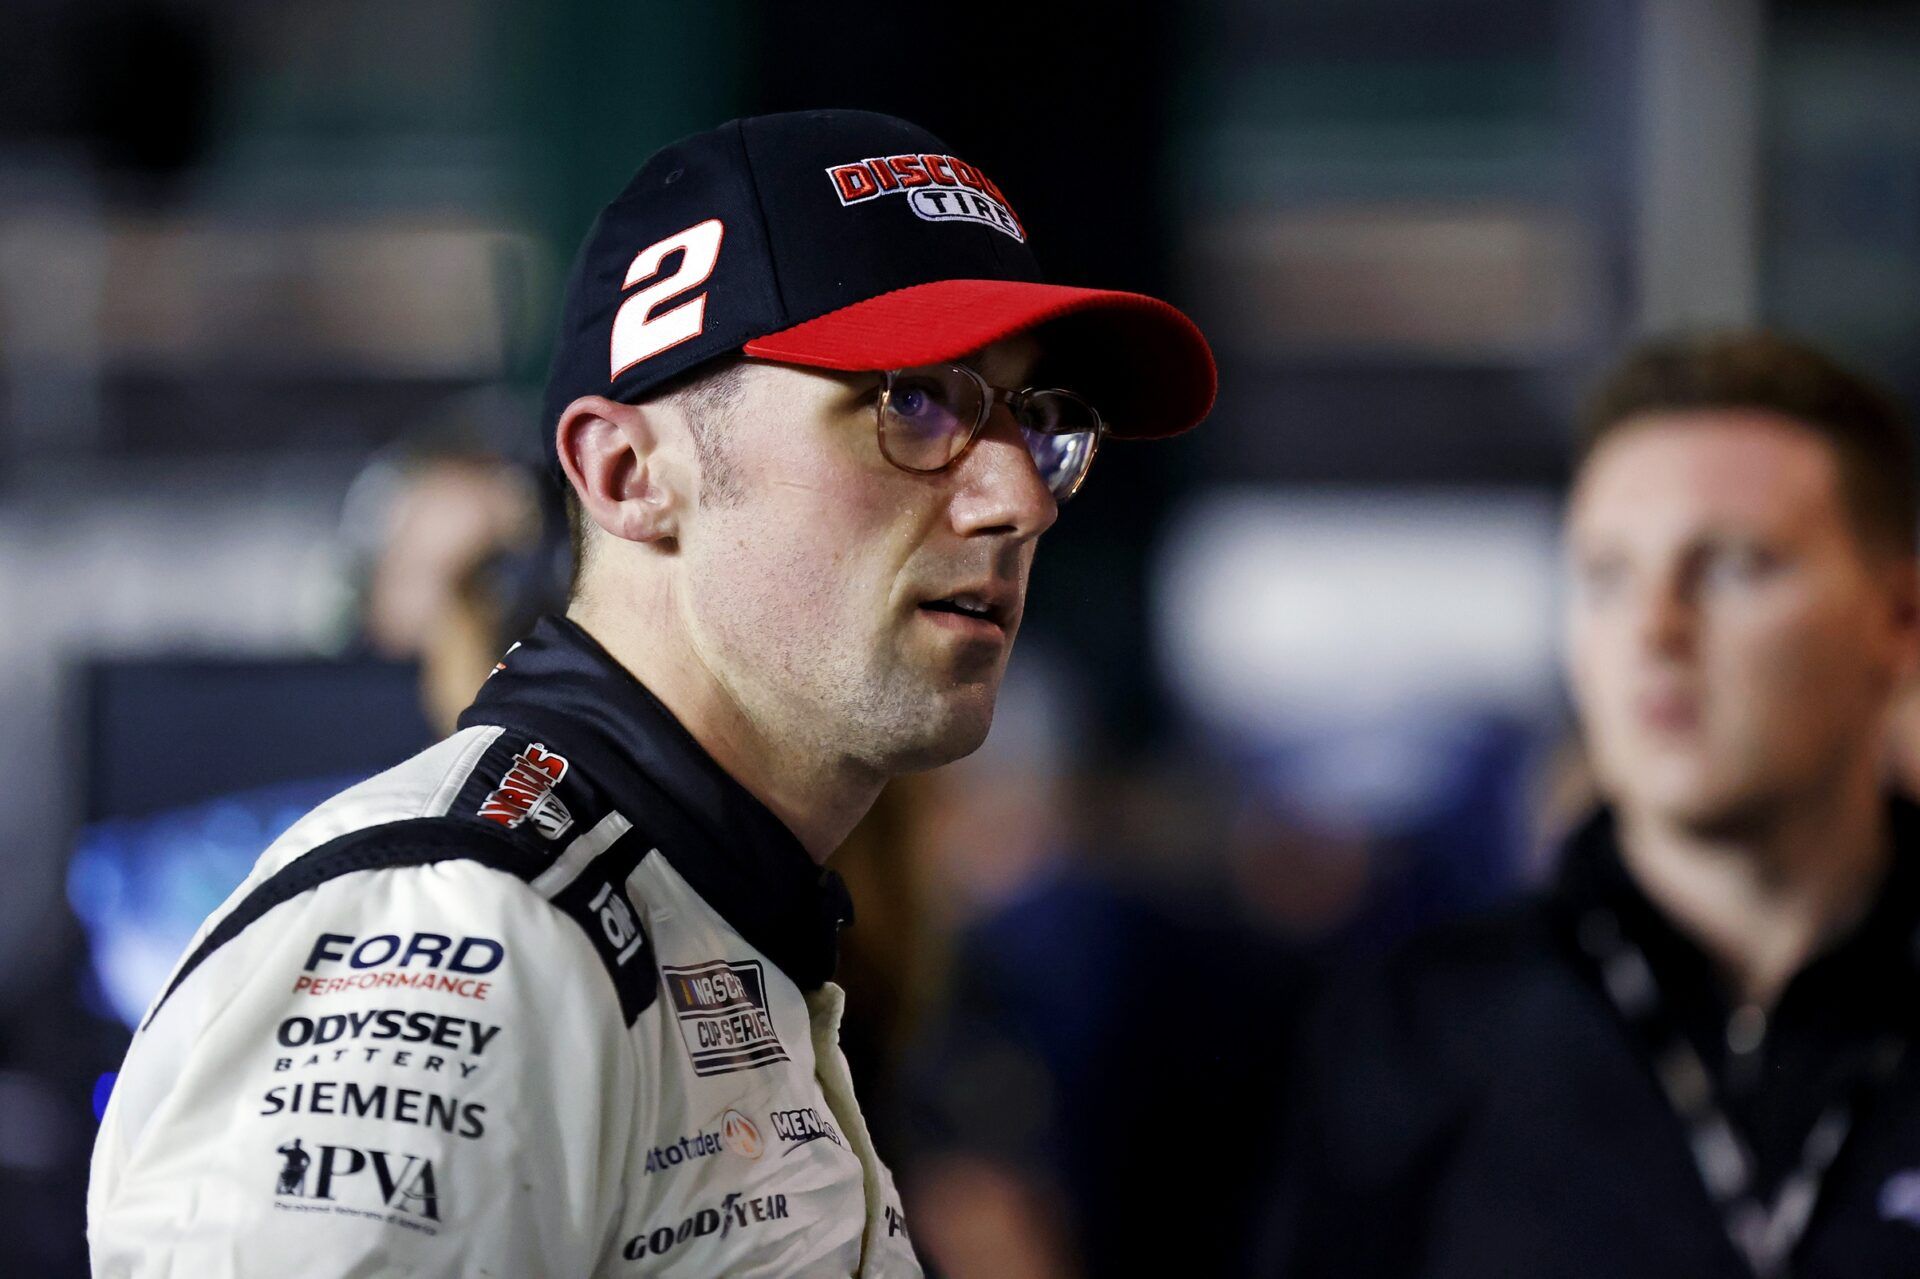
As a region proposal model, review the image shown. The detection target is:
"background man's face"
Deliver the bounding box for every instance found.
[674,336,1059,777]
[1565,410,1914,830]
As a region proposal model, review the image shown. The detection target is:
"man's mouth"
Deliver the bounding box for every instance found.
[1635,690,1701,734]
[917,591,1013,637]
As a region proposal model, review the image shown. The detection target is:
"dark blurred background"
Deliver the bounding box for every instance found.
[6,0,1920,1274]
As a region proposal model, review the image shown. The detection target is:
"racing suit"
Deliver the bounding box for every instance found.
[89,615,922,1277]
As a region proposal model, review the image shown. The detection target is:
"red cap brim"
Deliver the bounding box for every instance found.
[741,280,1216,439]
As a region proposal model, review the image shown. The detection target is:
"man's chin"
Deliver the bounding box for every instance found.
[1619,774,1775,839]
[867,688,998,775]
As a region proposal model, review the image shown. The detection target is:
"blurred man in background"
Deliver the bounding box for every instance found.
[1264,332,1920,1278]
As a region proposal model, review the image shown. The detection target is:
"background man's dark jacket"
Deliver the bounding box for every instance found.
[1260,800,1920,1279]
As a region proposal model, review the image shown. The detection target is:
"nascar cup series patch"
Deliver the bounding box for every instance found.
[660,959,789,1076]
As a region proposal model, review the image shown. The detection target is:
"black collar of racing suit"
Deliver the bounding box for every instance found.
[457,614,853,990]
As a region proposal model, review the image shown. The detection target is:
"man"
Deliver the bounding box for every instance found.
[88,109,1215,1276]
[1263,332,1920,1278]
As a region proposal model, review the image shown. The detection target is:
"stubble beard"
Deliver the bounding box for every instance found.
[776,629,1001,777]
[690,569,1001,780]
[1604,721,1801,844]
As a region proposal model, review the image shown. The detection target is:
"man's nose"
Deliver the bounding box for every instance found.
[948,407,1059,541]
[1637,572,1697,659]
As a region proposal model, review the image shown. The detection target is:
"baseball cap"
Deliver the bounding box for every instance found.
[542,109,1216,456]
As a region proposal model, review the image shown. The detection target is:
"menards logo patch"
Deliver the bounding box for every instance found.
[477,743,573,840]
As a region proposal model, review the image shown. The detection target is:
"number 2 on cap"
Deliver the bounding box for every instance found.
[609,218,725,377]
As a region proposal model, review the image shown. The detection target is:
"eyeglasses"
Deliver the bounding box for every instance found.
[877,363,1104,502]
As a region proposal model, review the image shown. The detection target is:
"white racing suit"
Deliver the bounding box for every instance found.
[89,616,922,1277]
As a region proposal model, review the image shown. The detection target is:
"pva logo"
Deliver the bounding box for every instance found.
[824,153,1026,243]
[478,742,574,839]
[273,1137,440,1222]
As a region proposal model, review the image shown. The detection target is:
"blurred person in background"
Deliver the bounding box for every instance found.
[893,656,1085,1278]
[1262,332,1920,1278]
[67,394,566,1032]
[334,391,567,731]
[899,656,1306,1278]
[87,109,1215,1277]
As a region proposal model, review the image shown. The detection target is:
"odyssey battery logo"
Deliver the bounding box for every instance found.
[825,153,1025,243]
[478,742,573,839]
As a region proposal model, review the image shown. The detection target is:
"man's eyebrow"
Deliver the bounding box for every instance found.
[966,351,1045,384]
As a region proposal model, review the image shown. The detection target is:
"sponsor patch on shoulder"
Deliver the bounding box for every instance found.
[292,932,503,1002]
[477,742,574,839]
[660,959,788,1076]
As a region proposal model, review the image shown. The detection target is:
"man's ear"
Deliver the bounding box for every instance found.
[1884,555,1920,680]
[554,395,690,545]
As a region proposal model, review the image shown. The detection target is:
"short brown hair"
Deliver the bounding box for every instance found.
[563,357,750,597]
[1579,330,1917,555]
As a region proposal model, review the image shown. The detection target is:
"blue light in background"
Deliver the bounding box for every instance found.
[93,1072,117,1122]
[67,775,361,1028]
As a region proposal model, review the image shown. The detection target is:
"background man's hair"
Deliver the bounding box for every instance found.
[564,356,750,597]
[1579,330,1918,556]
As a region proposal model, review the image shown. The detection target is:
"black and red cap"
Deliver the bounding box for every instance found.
[542,109,1215,451]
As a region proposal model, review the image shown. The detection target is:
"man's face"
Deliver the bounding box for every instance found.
[1565,410,1915,831]
[674,335,1058,776]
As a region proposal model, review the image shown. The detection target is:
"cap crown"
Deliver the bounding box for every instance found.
[543,110,1043,434]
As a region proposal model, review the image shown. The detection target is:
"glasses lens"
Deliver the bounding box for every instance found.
[1017,390,1101,500]
[880,366,983,472]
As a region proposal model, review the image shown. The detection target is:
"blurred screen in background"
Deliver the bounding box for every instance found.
[70,657,432,1028]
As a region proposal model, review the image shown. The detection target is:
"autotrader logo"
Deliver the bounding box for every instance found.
[642,1110,765,1176]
